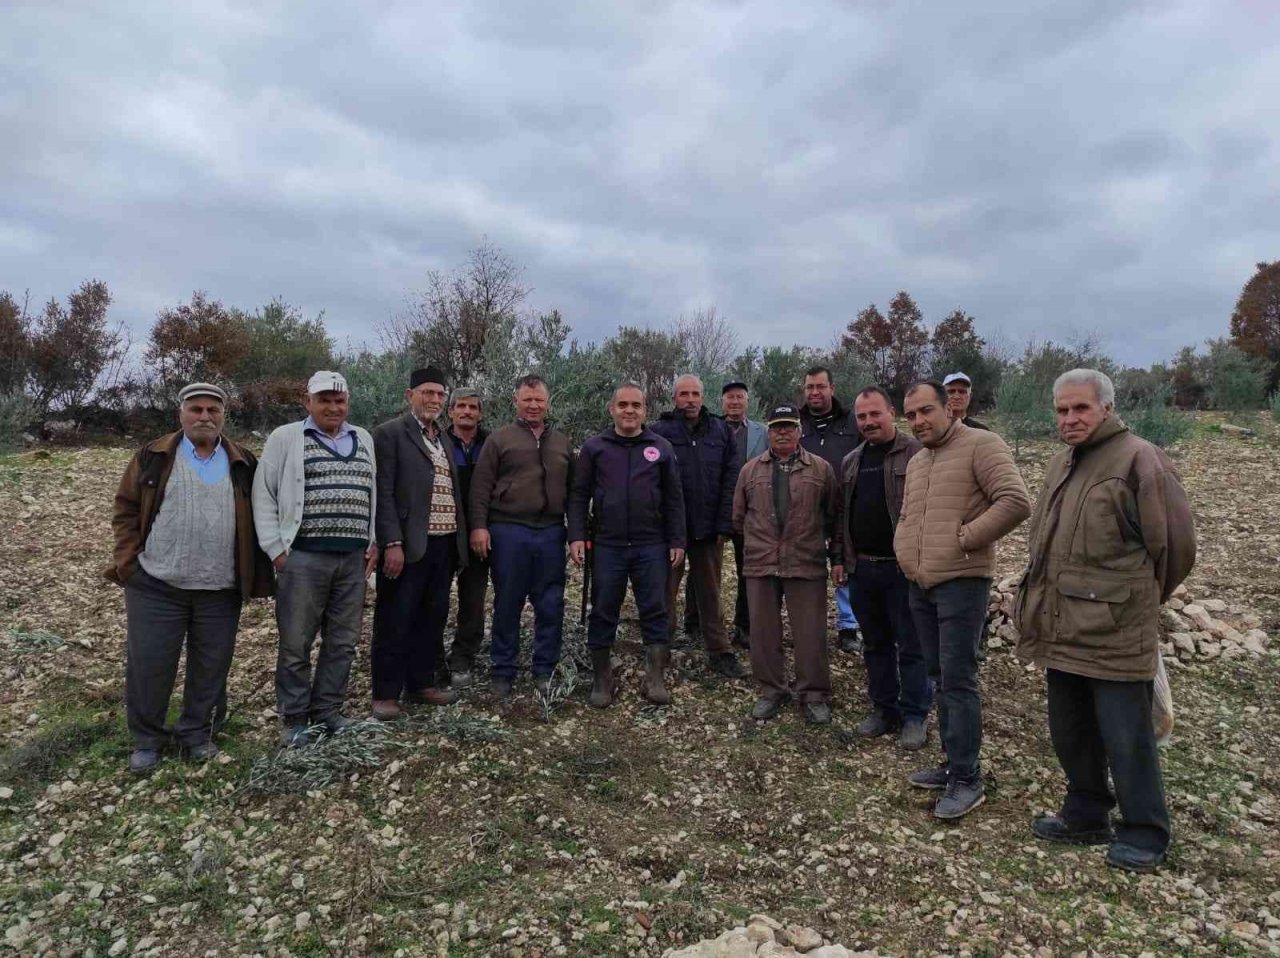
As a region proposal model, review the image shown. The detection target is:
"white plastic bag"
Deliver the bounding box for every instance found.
[1152,655,1174,746]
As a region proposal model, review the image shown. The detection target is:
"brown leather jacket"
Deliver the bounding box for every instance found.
[732,448,838,580]
[834,428,922,567]
[893,420,1030,588]
[1014,416,1196,681]
[106,431,274,599]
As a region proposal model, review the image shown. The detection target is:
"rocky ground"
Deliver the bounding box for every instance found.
[1,415,1278,958]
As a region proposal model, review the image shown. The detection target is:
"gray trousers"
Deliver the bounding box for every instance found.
[275,548,366,723]
[125,568,242,749]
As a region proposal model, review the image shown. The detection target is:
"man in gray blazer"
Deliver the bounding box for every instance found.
[370,366,471,720]
[682,380,768,648]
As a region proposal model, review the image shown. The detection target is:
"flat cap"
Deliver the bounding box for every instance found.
[177,382,228,405]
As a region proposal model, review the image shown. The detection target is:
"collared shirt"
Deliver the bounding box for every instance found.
[180,434,229,485]
[303,416,357,456]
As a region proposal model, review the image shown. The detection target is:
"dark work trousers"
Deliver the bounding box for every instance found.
[684,535,750,637]
[371,536,456,700]
[909,577,991,782]
[1047,668,1171,853]
[447,556,491,673]
[587,543,670,649]
[488,523,567,679]
[124,568,242,749]
[276,548,367,722]
[666,536,730,654]
[849,559,932,722]
[746,576,830,703]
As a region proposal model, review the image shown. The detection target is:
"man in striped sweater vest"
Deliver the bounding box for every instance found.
[253,371,379,747]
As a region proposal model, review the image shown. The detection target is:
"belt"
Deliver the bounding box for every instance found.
[855,554,898,562]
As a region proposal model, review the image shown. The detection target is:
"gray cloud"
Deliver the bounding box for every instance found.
[2,0,1278,369]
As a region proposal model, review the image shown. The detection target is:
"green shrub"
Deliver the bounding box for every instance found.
[0,392,34,451]
[992,373,1053,456]
[1270,390,1280,423]
[1125,386,1192,449]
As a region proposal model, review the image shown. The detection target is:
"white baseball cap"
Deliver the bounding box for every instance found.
[307,370,348,395]
[942,372,972,386]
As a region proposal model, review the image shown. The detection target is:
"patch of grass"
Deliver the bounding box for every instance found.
[0,714,123,796]
[4,629,66,652]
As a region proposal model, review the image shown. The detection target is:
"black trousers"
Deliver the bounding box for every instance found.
[371,536,456,700]
[447,556,490,672]
[1047,668,1171,853]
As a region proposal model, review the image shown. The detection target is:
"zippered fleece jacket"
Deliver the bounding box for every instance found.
[469,420,572,530]
[893,420,1031,589]
[567,427,686,549]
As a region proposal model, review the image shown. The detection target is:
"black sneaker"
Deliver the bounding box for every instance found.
[128,748,161,775]
[490,676,514,700]
[856,710,900,738]
[750,696,785,721]
[934,776,985,820]
[709,651,745,678]
[838,628,863,655]
[802,701,832,725]
[908,764,950,790]
[1031,814,1111,846]
[1105,842,1166,873]
[898,719,928,751]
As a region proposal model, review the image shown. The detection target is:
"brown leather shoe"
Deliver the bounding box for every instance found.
[411,687,456,707]
[371,699,404,721]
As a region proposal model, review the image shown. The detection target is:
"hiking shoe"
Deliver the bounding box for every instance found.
[856,710,900,738]
[533,674,552,697]
[1032,814,1112,846]
[838,628,863,655]
[371,699,404,721]
[708,651,745,679]
[279,724,312,749]
[182,742,219,762]
[319,714,356,735]
[750,696,785,722]
[129,748,161,775]
[898,719,928,751]
[1105,842,1166,873]
[490,676,514,700]
[410,687,456,707]
[934,776,985,820]
[908,764,950,790]
[450,669,474,690]
[802,701,832,725]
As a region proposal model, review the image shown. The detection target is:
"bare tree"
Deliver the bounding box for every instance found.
[385,240,530,385]
[673,305,739,378]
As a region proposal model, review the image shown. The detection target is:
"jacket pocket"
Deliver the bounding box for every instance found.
[1055,570,1129,642]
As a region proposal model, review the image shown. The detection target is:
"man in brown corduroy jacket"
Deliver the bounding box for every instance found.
[894,380,1030,819]
[1016,369,1195,873]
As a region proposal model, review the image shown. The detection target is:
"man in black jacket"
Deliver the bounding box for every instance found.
[370,367,470,720]
[569,383,686,708]
[651,374,744,678]
[800,366,863,654]
[443,387,489,687]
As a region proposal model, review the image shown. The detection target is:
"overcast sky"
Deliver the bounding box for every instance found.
[2,0,1278,367]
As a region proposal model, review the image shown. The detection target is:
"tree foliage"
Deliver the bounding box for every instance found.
[237,299,334,385]
[601,326,687,413]
[1229,260,1280,391]
[27,280,125,412]
[0,291,32,396]
[674,305,740,390]
[145,291,250,406]
[842,291,929,403]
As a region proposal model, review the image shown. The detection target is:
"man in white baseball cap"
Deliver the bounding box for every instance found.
[252,370,379,746]
[942,372,990,432]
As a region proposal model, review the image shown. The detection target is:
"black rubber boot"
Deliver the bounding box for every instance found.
[588,647,615,709]
[641,644,672,705]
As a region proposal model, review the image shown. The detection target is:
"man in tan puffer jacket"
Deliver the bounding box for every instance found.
[894,381,1030,819]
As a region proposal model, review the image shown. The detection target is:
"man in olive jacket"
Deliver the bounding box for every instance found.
[1016,369,1195,873]
[894,380,1030,819]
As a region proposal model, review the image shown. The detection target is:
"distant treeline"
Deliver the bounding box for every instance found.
[2,245,1278,450]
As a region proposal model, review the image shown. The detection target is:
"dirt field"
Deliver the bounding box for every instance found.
[2,416,1278,957]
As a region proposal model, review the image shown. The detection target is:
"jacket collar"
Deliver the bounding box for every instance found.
[1066,415,1128,464]
[928,418,965,450]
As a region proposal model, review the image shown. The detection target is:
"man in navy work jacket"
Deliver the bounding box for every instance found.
[652,374,745,679]
[569,382,686,709]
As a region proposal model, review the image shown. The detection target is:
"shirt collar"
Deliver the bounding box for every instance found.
[304,415,354,438]
[180,433,223,463]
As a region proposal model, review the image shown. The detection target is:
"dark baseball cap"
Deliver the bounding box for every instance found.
[721,380,749,395]
[766,404,801,427]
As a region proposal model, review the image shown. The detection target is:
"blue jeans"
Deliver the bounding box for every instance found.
[848,560,931,722]
[835,582,859,631]
[908,577,991,781]
[587,543,669,649]
[488,523,567,679]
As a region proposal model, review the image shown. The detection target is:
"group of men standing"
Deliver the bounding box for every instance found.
[109,360,1193,872]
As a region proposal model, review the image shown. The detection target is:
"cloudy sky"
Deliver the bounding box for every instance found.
[2,0,1277,367]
